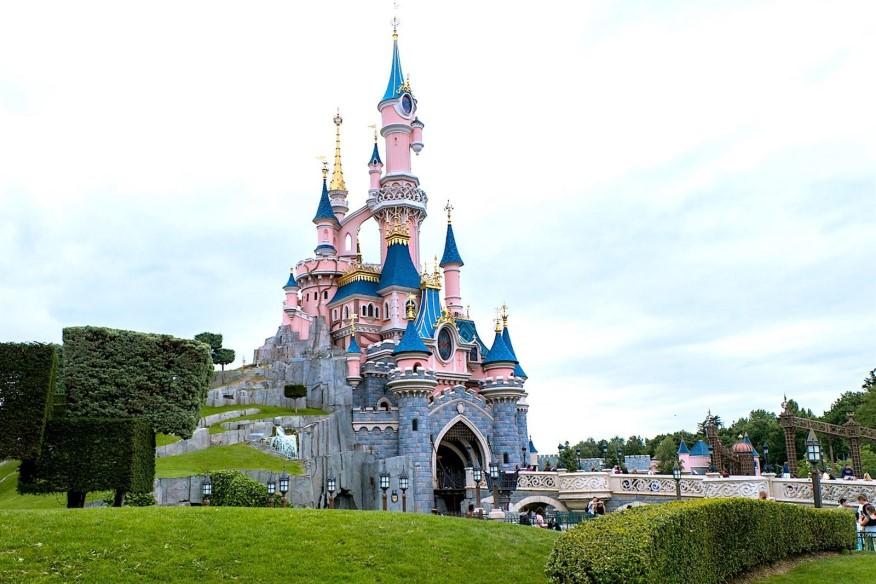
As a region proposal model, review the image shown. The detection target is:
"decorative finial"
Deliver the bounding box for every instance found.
[320,158,329,180]
[349,312,358,332]
[444,200,453,224]
[391,2,400,40]
[329,110,346,192]
[369,123,378,143]
[405,293,416,320]
[433,255,440,277]
[399,74,412,94]
[500,303,509,327]
[466,305,471,319]
[494,318,502,333]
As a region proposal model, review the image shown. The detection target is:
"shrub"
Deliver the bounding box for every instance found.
[102,491,157,507]
[18,417,155,496]
[0,343,58,459]
[283,384,307,400]
[209,470,270,507]
[62,326,213,438]
[544,498,855,584]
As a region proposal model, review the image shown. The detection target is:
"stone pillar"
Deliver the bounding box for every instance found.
[388,369,437,513]
[516,402,529,466]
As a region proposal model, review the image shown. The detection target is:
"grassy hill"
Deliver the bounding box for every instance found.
[0,507,559,583]
[155,443,303,478]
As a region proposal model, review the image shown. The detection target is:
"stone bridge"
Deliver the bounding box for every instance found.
[502,471,876,512]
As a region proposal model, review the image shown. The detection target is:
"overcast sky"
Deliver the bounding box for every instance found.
[2,1,874,451]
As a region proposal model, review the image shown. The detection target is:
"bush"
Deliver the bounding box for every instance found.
[209,471,270,507]
[18,417,155,496]
[283,384,307,400]
[544,498,855,584]
[102,491,157,507]
[0,343,58,459]
[62,326,213,438]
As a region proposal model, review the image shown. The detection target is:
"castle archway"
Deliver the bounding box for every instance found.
[432,415,491,514]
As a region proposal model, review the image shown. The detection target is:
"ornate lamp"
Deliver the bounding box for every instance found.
[488,462,499,480]
[279,471,289,507]
[672,460,682,501]
[327,476,336,509]
[201,475,212,506]
[399,471,409,513]
[762,443,770,473]
[471,465,482,510]
[488,461,501,512]
[806,430,823,508]
[267,479,276,495]
[379,471,391,511]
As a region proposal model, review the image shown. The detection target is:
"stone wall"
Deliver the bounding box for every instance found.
[491,400,523,470]
[154,471,313,507]
[354,427,400,459]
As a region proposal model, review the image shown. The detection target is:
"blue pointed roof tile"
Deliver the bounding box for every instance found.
[347,336,361,354]
[483,330,517,365]
[284,273,298,289]
[377,241,420,291]
[313,178,337,223]
[690,440,710,456]
[528,437,538,453]
[439,223,464,267]
[328,279,381,305]
[369,142,382,165]
[393,319,430,355]
[502,326,527,378]
[677,440,690,455]
[382,36,405,102]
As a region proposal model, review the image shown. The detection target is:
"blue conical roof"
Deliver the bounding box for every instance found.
[313,178,337,223]
[382,36,405,101]
[284,273,298,289]
[369,142,382,165]
[677,440,690,455]
[528,437,538,453]
[502,326,527,378]
[393,319,430,355]
[347,336,361,354]
[377,241,420,291]
[484,330,517,365]
[415,286,442,338]
[439,223,464,267]
[690,440,710,456]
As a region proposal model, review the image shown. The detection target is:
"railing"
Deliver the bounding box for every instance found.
[515,470,876,506]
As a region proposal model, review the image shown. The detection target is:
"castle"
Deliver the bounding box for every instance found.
[256,23,533,514]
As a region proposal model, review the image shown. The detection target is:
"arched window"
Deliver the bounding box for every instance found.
[384,302,389,316]
[378,399,391,412]
[343,306,349,319]
[323,291,328,300]
[413,362,422,372]
[345,233,353,251]
[361,305,366,316]
[367,304,374,317]
[412,418,418,432]
[503,452,509,464]
[375,307,380,319]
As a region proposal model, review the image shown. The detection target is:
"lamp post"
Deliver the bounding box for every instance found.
[576,448,581,470]
[806,430,823,508]
[489,461,500,512]
[602,445,608,469]
[327,476,336,509]
[472,465,482,510]
[279,471,289,507]
[399,472,409,512]
[672,460,682,501]
[201,475,212,506]
[762,444,770,473]
[379,471,390,511]
[267,476,276,508]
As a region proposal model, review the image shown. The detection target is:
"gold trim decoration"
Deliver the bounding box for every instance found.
[385,218,411,245]
[338,264,381,287]
[436,306,456,327]
[329,109,347,192]
[405,293,417,320]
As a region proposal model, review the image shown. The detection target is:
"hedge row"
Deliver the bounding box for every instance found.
[209,471,271,507]
[18,417,155,495]
[544,498,855,584]
[63,326,213,438]
[0,343,57,459]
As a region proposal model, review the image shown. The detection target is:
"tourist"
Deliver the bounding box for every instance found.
[864,473,873,481]
[841,465,855,480]
[594,500,606,516]
[587,497,600,515]
[856,494,869,550]
[466,503,475,519]
[534,508,547,528]
[782,461,790,478]
[838,497,850,509]
[859,503,876,551]
[758,490,769,501]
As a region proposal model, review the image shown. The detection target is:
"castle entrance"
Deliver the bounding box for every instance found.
[433,420,486,515]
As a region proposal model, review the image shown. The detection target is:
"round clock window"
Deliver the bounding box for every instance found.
[437,327,453,361]
[401,93,413,115]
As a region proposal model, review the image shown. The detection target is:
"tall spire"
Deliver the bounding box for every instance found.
[382,22,405,101]
[313,162,336,224]
[439,201,464,267]
[329,109,347,192]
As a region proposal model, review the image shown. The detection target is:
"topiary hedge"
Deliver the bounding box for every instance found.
[209,471,270,507]
[0,343,58,460]
[18,417,155,497]
[62,326,213,438]
[545,498,855,584]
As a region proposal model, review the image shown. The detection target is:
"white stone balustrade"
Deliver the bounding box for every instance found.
[515,470,876,507]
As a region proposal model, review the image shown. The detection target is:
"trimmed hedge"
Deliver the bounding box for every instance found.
[63,326,213,438]
[283,384,306,400]
[18,417,155,495]
[0,343,58,459]
[209,471,270,507]
[545,498,855,584]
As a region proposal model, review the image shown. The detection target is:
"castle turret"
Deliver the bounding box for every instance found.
[500,305,527,379]
[313,163,339,257]
[328,110,349,220]
[439,201,464,316]
[282,272,300,325]
[345,319,362,389]
[368,128,383,192]
[378,221,421,337]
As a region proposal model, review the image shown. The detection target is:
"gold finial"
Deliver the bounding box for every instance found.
[433,255,440,276]
[369,123,378,143]
[444,200,453,224]
[349,312,358,332]
[405,293,416,320]
[399,74,412,94]
[329,109,347,192]
[494,318,502,333]
[500,303,509,327]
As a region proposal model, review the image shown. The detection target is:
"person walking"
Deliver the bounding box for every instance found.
[856,494,870,550]
[859,503,876,551]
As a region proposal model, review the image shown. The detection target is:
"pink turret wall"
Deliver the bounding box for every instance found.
[379,105,413,176]
[369,166,381,190]
[443,265,462,314]
[483,364,514,378]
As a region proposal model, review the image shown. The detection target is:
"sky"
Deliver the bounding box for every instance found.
[1,1,875,451]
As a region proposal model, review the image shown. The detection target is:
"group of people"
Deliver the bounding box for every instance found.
[779,463,872,481]
[838,494,876,550]
[587,497,607,516]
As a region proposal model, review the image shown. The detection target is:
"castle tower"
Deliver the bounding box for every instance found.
[481,319,525,471]
[371,24,427,268]
[377,221,421,338]
[439,201,464,316]
[281,272,300,326]
[388,295,436,513]
[368,127,383,193]
[328,110,349,220]
[313,163,339,257]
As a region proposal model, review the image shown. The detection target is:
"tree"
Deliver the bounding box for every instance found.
[557,442,579,471]
[284,384,307,414]
[195,332,236,385]
[654,436,678,474]
[854,368,876,429]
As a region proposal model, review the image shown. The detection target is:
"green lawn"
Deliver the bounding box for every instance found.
[156,433,181,447]
[0,507,559,583]
[206,405,328,434]
[0,462,108,510]
[155,444,303,478]
[756,554,875,583]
